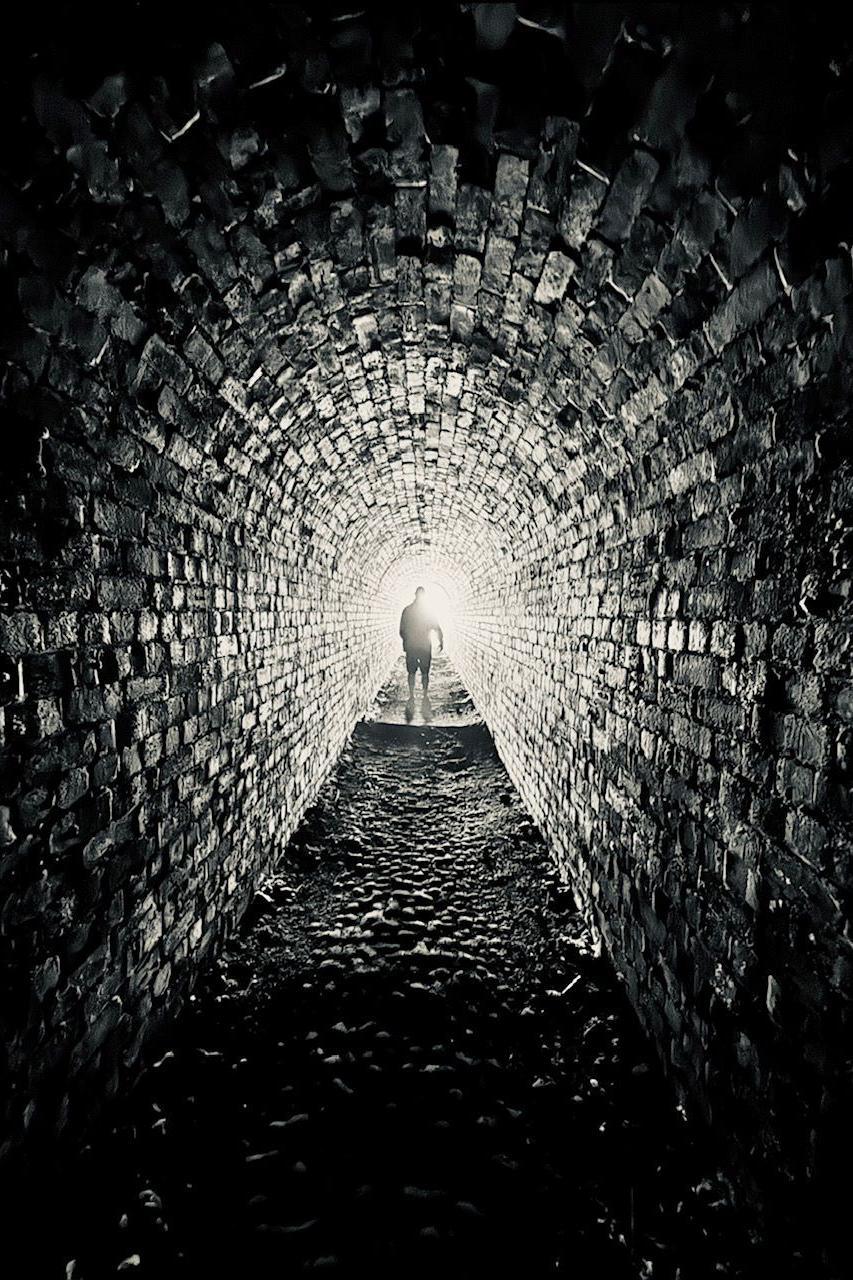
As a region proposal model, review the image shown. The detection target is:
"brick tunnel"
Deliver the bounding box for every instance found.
[1,4,851,1275]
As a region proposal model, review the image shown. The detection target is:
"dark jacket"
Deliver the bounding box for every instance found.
[399,602,443,652]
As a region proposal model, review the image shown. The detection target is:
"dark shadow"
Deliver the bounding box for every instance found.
[400,586,444,704]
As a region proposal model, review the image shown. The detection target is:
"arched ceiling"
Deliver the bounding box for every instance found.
[2,3,849,608]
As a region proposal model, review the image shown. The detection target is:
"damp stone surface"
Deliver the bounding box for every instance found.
[14,661,769,1279]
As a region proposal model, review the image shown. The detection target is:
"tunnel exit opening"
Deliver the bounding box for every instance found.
[377,557,469,656]
[396,579,455,651]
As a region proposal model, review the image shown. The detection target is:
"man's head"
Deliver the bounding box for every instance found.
[415,586,425,600]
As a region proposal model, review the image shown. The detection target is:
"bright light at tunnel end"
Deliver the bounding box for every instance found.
[399,577,456,643]
[417,582,453,625]
[381,563,462,650]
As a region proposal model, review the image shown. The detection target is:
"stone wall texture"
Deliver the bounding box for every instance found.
[1,2,851,1215]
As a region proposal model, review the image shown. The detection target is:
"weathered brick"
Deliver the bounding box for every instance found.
[0,19,848,1238]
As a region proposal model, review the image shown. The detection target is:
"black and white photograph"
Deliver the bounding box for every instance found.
[0,4,850,1276]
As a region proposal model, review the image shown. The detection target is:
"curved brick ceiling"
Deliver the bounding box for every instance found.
[4,1,842,622]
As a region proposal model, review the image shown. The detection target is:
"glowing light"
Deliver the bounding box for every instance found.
[417,581,452,630]
[397,579,455,648]
[380,561,463,653]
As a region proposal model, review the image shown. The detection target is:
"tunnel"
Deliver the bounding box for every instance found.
[0,3,851,1274]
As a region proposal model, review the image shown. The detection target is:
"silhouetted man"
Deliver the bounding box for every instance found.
[399,586,443,702]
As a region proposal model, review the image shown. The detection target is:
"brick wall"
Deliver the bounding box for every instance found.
[0,376,396,1150]
[1,6,850,1208]
[451,296,852,1201]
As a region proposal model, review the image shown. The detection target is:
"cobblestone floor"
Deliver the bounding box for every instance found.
[26,658,762,1278]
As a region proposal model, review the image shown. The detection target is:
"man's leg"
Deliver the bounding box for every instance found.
[405,651,416,698]
[420,648,432,694]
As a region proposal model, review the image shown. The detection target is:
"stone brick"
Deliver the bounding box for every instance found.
[596,150,659,245]
[0,13,849,1239]
[0,613,44,656]
[533,251,575,306]
[560,164,608,250]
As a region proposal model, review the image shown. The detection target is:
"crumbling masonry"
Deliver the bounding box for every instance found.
[0,3,851,1218]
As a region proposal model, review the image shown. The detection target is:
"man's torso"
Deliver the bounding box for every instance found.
[400,604,434,651]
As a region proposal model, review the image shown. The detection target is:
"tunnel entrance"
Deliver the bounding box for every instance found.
[1,4,851,1274]
[10,661,758,1278]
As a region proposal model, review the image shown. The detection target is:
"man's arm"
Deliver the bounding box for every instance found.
[399,609,407,646]
[434,624,444,651]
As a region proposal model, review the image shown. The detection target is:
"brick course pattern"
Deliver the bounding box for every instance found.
[0,4,850,1209]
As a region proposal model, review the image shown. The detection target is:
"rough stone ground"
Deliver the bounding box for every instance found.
[365,652,483,727]
[25,659,762,1278]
